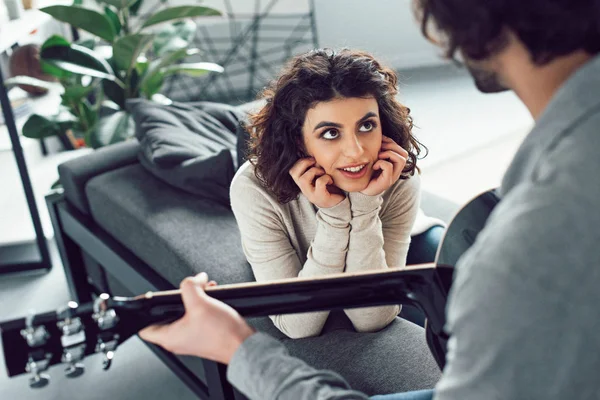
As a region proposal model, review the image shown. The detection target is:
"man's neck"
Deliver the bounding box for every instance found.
[501,48,593,120]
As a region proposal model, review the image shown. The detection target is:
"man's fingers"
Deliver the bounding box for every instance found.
[139,323,171,345]
[180,273,209,310]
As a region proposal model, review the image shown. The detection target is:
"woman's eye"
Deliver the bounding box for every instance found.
[321,129,339,140]
[359,121,375,132]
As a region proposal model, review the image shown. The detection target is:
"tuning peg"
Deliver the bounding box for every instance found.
[65,363,85,378]
[62,346,86,378]
[102,351,114,370]
[29,373,50,389]
[21,311,49,348]
[25,353,52,389]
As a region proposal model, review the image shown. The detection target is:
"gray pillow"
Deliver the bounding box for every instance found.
[127,99,245,206]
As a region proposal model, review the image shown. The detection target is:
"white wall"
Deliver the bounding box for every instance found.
[143,0,446,70]
[314,0,446,69]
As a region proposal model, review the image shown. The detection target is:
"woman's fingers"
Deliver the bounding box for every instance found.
[289,158,315,181]
[314,174,333,195]
[381,136,408,158]
[298,167,325,191]
[378,150,407,177]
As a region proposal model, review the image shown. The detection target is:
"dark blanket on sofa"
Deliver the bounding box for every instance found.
[127,99,245,206]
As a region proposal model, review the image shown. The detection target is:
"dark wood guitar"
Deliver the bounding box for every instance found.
[1,189,500,389]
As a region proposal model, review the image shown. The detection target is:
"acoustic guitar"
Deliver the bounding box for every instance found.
[1,189,500,389]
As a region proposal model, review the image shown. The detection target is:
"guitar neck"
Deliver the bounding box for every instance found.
[126,264,452,335]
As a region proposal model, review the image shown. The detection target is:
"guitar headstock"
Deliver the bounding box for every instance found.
[0,293,158,389]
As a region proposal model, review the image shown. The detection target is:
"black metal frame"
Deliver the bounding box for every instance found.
[0,49,52,275]
[45,192,246,400]
[161,0,319,104]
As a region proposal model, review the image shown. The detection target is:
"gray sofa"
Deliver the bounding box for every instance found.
[50,101,459,399]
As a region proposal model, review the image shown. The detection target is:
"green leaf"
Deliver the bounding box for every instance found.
[135,57,149,76]
[4,76,63,91]
[153,20,196,56]
[138,48,198,96]
[62,84,96,102]
[41,43,118,82]
[102,80,126,109]
[42,42,102,71]
[112,34,154,72]
[88,111,134,148]
[41,35,70,50]
[40,5,116,42]
[40,59,72,79]
[44,60,117,81]
[22,114,62,139]
[163,62,224,77]
[139,70,164,98]
[104,6,122,36]
[98,0,137,10]
[75,38,98,50]
[141,6,221,29]
[129,0,143,15]
[78,100,98,129]
[158,48,200,67]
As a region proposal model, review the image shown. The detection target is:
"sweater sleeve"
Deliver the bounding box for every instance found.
[230,172,352,339]
[228,333,369,400]
[343,174,422,332]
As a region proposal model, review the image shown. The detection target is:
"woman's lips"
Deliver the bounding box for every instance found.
[338,164,368,179]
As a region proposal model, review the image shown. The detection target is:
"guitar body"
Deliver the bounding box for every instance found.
[1,189,500,388]
[426,189,501,368]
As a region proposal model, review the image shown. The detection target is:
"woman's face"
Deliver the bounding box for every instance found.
[302,96,383,193]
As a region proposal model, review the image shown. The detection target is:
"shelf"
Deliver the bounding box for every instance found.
[0,9,52,53]
[0,86,62,151]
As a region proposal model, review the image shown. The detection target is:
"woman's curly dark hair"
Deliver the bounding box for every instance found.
[246,48,424,204]
[413,0,600,64]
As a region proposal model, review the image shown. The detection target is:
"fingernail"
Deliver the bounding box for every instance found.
[194,272,208,284]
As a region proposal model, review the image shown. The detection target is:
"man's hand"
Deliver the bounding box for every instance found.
[289,157,346,208]
[139,273,255,365]
[360,136,408,196]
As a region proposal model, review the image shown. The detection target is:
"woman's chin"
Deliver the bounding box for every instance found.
[334,178,370,193]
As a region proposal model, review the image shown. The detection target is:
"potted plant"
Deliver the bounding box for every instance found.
[6,0,223,149]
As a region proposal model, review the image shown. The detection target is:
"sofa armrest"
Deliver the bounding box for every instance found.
[59,139,140,215]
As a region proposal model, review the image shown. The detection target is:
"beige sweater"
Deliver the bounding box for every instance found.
[230,161,421,339]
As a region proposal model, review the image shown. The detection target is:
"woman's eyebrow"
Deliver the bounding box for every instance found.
[313,120,342,132]
[313,112,378,132]
[357,111,378,124]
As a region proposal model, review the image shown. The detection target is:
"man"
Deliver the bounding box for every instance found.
[140,0,600,398]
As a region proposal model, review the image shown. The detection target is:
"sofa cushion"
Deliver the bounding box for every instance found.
[86,164,253,286]
[248,311,441,395]
[127,99,245,206]
[58,140,139,215]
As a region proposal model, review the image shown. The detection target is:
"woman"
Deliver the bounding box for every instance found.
[231,48,432,339]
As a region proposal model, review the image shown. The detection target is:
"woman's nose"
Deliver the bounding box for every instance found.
[343,135,365,158]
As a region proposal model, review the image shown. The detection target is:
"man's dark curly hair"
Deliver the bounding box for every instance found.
[246,48,423,204]
[413,0,600,65]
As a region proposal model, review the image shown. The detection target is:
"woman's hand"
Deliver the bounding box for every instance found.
[139,273,255,365]
[289,158,345,208]
[360,136,408,197]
